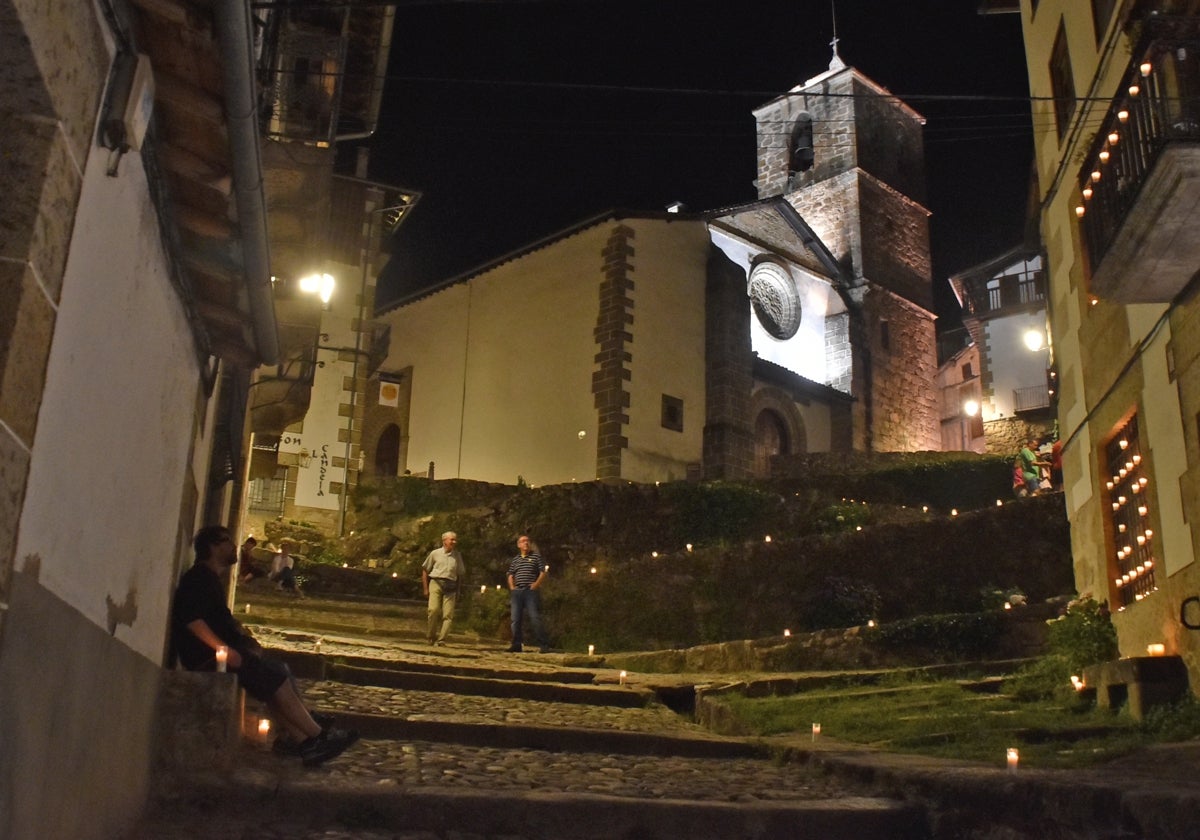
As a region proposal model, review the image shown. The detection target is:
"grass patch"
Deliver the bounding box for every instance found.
[720,680,1200,769]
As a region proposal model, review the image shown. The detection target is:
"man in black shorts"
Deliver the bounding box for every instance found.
[172,525,357,767]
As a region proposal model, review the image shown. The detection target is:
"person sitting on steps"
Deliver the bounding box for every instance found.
[171,525,357,767]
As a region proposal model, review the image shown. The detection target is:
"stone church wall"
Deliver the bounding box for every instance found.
[858,176,933,311]
[864,288,940,452]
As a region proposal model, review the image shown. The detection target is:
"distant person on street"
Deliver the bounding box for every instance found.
[1012,458,1029,499]
[270,540,299,592]
[507,534,550,653]
[422,531,466,646]
[237,536,265,583]
[1050,438,1064,491]
[171,525,357,767]
[1019,438,1048,496]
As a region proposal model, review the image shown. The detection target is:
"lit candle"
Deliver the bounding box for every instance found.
[686,543,693,552]
[1070,675,1084,691]
[867,620,876,628]
[245,604,251,614]
[588,644,595,656]
[1007,748,1019,773]
[764,535,772,543]
[812,723,821,741]
[480,585,487,593]
[258,718,271,740]
[314,639,322,654]
[783,629,791,637]
[1147,644,1166,656]
[619,670,627,685]
[215,646,228,673]
[951,509,958,517]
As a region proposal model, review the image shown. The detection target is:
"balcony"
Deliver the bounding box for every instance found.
[957,271,1046,318]
[1014,384,1050,413]
[1077,16,1200,303]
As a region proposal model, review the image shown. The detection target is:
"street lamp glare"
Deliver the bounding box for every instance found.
[299,272,335,304]
[1023,329,1044,352]
[963,399,979,417]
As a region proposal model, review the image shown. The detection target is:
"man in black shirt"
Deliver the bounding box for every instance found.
[172,525,357,767]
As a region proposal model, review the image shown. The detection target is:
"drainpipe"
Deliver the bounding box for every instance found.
[213,0,279,366]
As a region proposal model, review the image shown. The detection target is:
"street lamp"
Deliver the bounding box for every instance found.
[963,399,979,417]
[1023,329,1044,352]
[298,272,335,304]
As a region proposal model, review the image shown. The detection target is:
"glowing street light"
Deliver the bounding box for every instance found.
[298,272,336,304]
[1023,329,1044,352]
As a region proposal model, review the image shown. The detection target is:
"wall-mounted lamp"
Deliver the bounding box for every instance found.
[298,273,336,304]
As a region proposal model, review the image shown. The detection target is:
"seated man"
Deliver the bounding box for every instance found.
[172,525,356,767]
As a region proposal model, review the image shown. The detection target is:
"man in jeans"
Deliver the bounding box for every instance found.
[507,535,550,653]
[172,525,358,766]
[421,531,466,646]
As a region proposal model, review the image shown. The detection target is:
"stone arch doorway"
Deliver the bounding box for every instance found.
[750,387,808,477]
[754,410,789,475]
[374,423,401,477]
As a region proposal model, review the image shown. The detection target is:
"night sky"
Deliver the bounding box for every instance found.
[356,0,1035,326]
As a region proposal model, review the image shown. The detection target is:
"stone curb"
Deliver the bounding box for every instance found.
[157,781,928,840]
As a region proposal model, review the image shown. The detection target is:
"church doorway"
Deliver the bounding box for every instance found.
[374,423,401,476]
[754,409,790,476]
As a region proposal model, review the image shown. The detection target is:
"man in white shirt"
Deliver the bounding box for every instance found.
[421,531,466,646]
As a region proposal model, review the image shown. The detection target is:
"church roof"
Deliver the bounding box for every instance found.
[377,198,847,315]
[377,207,703,313]
[753,357,853,404]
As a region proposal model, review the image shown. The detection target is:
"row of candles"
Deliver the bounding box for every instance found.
[1074,61,1154,219]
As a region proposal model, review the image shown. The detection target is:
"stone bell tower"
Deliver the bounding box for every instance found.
[751,45,940,452]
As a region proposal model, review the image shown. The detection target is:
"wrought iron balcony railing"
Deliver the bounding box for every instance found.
[1076,15,1200,301]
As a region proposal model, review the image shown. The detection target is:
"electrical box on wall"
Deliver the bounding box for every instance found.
[102,52,155,152]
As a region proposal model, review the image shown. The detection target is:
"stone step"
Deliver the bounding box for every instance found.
[137,741,926,840]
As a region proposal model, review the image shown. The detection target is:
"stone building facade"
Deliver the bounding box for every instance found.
[1014,0,1200,687]
[365,61,940,486]
[753,64,941,454]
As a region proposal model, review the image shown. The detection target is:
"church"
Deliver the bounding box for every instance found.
[362,54,940,487]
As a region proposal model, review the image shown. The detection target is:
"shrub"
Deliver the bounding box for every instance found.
[869,612,1006,661]
[797,576,881,630]
[1046,598,1118,673]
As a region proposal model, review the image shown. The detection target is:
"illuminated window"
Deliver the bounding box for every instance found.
[1105,414,1156,608]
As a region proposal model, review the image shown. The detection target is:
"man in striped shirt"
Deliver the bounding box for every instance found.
[506,535,550,653]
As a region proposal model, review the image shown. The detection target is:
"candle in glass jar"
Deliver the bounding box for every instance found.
[215,646,228,672]
[587,644,595,656]
[1007,748,1019,773]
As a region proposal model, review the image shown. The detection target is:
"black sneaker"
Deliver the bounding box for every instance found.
[300,727,359,767]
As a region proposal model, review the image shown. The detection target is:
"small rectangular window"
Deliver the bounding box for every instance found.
[961,362,973,379]
[1091,0,1116,45]
[661,394,684,432]
[1049,22,1076,141]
